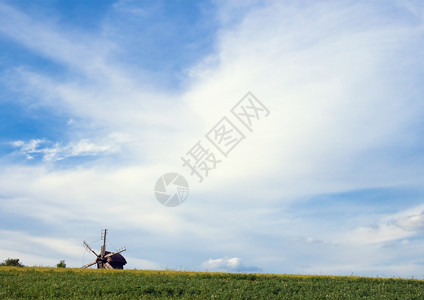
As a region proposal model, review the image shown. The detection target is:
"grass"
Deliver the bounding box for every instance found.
[0,267,423,299]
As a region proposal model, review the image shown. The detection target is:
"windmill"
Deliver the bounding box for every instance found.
[82,229,127,269]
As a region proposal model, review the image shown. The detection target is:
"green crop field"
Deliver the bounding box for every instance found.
[0,267,423,299]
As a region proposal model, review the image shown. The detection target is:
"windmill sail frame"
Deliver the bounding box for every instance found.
[82,229,127,269]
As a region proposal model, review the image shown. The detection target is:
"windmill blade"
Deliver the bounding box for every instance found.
[104,262,114,269]
[104,248,126,258]
[82,260,97,268]
[83,241,98,256]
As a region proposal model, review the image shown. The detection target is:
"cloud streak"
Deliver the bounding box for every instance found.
[11,133,131,161]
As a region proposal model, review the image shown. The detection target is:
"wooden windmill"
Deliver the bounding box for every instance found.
[82,229,127,269]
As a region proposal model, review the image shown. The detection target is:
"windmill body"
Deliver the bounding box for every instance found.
[82,229,127,269]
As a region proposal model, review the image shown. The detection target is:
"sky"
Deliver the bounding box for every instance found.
[0,0,424,278]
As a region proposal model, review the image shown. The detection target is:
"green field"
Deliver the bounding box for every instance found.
[0,267,423,299]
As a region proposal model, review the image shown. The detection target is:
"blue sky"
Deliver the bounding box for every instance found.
[0,0,424,278]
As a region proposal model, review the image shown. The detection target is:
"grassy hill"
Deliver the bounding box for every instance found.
[0,267,423,299]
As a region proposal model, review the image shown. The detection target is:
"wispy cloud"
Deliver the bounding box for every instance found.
[391,210,424,232]
[11,133,131,161]
[0,230,82,266]
[0,2,115,76]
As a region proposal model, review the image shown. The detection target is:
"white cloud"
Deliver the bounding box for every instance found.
[10,140,25,147]
[179,0,424,201]
[0,0,423,278]
[391,211,424,232]
[201,257,261,272]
